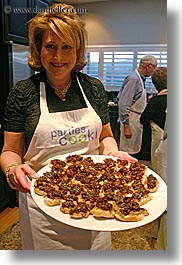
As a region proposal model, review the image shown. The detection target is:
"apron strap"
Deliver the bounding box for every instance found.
[40,82,49,113]
[76,75,92,108]
[135,69,145,90]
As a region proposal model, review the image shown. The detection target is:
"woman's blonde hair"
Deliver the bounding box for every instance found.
[28,3,87,72]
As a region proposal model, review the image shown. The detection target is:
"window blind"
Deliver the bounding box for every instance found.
[82,45,167,93]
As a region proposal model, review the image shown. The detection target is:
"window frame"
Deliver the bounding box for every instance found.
[82,44,167,93]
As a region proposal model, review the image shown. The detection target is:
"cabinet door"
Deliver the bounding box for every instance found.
[4,0,32,43]
[30,0,53,18]
[33,0,52,9]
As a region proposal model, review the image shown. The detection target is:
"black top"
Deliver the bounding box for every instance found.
[140,95,167,129]
[3,71,110,151]
[138,94,167,160]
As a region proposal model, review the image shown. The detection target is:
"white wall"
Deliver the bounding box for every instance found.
[73,0,167,45]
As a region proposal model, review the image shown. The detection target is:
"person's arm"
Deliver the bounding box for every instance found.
[118,79,137,124]
[118,79,138,139]
[99,123,137,162]
[0,131,38,192]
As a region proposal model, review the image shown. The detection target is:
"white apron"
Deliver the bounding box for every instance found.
[152,114,167,250]
[153,135,167,249]
[150,121,164,173]
[120,69,146,154]
[153,111,167,184]
[19,76,111,250]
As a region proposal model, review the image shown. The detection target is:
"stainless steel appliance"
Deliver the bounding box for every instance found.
[0,41,34,212]
[7,41,33,88]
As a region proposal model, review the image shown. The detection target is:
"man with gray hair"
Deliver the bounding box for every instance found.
[117,55,157,158]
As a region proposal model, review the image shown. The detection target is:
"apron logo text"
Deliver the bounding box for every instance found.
[50,127,95,146]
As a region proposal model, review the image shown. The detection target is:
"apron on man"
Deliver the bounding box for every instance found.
[120,69,146,154]
[19,76,111,250]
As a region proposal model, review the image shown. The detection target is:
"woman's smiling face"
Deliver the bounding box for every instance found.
[40,29,77,81]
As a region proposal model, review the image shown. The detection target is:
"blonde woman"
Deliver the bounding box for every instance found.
[0,3,136,250]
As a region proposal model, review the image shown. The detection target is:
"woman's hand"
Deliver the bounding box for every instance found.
[7,164,39,193]
[99,123,137,163]
[109,151,137,163]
